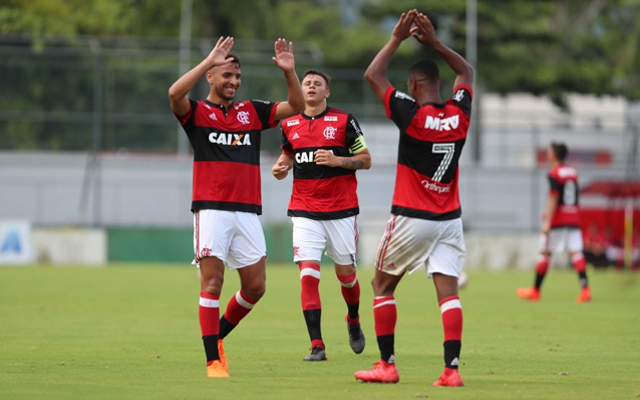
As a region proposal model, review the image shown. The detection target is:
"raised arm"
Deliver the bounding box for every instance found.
[364,10,418,103]
[271,38,305,121]
[412,13,474,89]
[168,36,235,117]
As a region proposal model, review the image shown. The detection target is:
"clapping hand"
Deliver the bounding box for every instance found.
[411,12,438,46]
[392,9,418,42]
[206,36,235,67]
[272,38,296,73]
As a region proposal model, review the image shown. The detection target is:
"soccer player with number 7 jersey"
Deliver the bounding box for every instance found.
[517,142,592,303]
[354,10,473,386]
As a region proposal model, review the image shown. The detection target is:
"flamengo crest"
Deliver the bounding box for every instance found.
[323,126,337,140]
[237,111,250,125]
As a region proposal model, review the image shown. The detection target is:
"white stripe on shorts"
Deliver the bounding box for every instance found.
[199,297,219,308]
[300,268,321,280]
[373,300,396,309]
[235,291,254,309]
[440,299,462,314]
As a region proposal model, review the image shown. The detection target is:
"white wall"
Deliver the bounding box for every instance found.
[0,150,625,232]
[33,228,106,265]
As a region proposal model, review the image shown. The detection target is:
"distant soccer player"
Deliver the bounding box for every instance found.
[354,10,473,386]
[272,69,371,361]
[168,36,304,378]
[517,142,592,303]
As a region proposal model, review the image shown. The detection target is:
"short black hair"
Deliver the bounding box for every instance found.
[226,50,241,67]
[409,59,440,82]
[551,142,568,162]
[302,69,331,87]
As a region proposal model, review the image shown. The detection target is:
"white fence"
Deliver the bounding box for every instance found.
[0,147,626,232]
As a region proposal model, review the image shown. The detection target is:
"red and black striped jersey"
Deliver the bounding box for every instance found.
[281,107,366,220]
[384,85,472,220]
[548,164,581,228]
[175,98,280,214]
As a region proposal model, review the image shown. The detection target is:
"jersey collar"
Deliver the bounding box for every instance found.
[301,106,330,120]
[205,100,235,113]
[422,101,446,108]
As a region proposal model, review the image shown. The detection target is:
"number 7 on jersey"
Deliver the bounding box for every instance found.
[432,143,455,182]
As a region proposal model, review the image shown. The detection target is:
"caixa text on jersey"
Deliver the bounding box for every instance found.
[208,132,252,146]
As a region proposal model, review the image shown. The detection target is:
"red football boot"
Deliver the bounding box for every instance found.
[354,360,399,384]
[576,288,592,303]
[432,367,464,387]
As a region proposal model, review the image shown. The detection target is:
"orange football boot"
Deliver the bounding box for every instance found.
[206,360,230,378]
[516,287,540,302]
[218,339,228,372]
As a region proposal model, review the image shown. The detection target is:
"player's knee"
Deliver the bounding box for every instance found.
[243,282,266,301]
[242,273,266,300]
[201,275,223,295]
[371,277,393,297]
[335,263,356,276]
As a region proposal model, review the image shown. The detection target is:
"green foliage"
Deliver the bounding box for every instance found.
[0,0,180,36]
[2,0,639,100]
[1,0,639,150]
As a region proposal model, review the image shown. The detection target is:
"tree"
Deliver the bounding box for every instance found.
[2,0,639,151]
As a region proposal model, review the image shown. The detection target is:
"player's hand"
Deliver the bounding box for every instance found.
[314,149,340,167]
[391,9,418,42]
[541,222,551,235]
[206,36,235,68]
[272,159,291,180]
[272,38,295,72]
[411,12,438,47]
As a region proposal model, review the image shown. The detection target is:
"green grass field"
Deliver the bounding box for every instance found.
[1,264,639,400]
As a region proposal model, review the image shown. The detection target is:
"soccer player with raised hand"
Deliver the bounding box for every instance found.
[355,10,473,386]
[168,36,304,378]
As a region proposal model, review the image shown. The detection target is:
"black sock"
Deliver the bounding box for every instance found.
[578,271,588,288]
[534,273,546,290]
[202,334,219,362]
[303,309,323,345]
[347,302,359,321]
[218,316,236,339]
[377,334,395,363]
[444,340,461,369]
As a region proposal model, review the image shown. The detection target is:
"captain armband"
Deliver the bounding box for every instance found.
[348,135,368,155]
